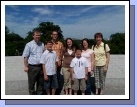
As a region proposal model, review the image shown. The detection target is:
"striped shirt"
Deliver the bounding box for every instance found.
[40,50,58,75]
[22,40,44,65]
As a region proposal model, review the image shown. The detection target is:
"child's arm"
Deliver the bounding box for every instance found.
[70,59,74,81]
[56,62,58,73]
[55,52,58,73]
[71,67,74,81]
[40,53,48,80]
[85,58,88,80]
[42,64,48,81]
[85,67,88,80]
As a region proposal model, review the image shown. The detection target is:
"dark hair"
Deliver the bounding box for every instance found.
[94,32,103,40]
[51,30,58,34]
[46,41,53,44]
[81,38,89,49]
[65,38,75,52]
[32,28,41,36]
[75,47,82,52]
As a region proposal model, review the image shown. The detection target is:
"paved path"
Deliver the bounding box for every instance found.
[5,55,125,95]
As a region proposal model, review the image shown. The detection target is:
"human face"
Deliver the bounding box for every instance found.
[67,39,72,48]
[83,40,88,49]
[95,35,102,45]
[33,32,41,43]
[51,31,58,40]
[75,50,82,58]
[46,43,53,51]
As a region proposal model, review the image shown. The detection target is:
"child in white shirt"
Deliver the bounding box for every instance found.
[70,47,88,95]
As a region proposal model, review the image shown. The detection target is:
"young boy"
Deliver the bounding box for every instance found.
[70,47,88,95]
[40,41,58,95]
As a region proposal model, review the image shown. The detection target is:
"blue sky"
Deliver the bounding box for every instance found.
[5,5,125,40]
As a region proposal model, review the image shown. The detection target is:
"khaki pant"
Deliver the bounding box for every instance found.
[62,67,71,89]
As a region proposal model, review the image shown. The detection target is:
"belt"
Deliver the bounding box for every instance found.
[29,64,42,67]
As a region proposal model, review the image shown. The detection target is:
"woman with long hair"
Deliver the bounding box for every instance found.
[62,38,75,95]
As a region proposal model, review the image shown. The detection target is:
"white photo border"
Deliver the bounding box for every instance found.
[1,1,129,99]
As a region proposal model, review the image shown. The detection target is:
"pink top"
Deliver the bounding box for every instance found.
[81,49,94,72]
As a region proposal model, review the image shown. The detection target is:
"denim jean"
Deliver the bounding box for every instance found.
[85,72,92,95]
[55,66,64,95]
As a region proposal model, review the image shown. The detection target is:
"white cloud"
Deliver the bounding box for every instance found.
[32,7,52,15]
[6,15,41,38]
[5,5,125,40]
[7,5,20,11]
[81,5,104,13]
[58,8,125,40]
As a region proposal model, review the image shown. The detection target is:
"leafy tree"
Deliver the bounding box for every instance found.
[5,25,9,35]
[38,22,64,41]
[24,31,33,43]
[25,22,64,44]
[109,33,125,54]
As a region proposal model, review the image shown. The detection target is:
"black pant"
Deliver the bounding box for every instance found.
[28,65,44,95]
[55,66,64,95]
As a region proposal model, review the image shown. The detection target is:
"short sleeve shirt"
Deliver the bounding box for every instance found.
[92,42,110,66]
[22,40,44,65]
[70,57,88,79]
[45,41,63,66]
[40,50,58,75]
[81,49,94,72]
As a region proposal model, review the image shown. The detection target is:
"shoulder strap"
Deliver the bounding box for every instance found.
[104,43,107,58]
[92,44,96,50]
[104,43,106,52]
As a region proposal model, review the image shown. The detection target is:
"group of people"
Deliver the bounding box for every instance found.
[22,29,110,95]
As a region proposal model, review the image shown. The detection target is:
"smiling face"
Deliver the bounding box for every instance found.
[95,35,102,45]
[83,40,88,49]
[46,42,53,51]
[67,39,72,48]
[75,49,82,58]
[33,31,41,43]
[51,31,58,40]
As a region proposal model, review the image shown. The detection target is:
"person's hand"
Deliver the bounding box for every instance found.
[62,58,64,61]
[103,67,108,73]
[44,75,48,81]
[24,67,28,72]
[84,76,88,81]
[71,77,74,81]
[90,71,94,76]
[71,77,74,84]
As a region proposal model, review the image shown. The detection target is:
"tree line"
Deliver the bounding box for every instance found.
[5,22,125,56]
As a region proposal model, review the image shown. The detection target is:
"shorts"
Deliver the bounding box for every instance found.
[44,74,58,90]
[72,78,86,91]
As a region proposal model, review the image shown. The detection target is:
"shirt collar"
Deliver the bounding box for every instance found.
[95,42,104,47]
[32,40,40,45]
[52,40,58,44]
[46,49,53,53]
